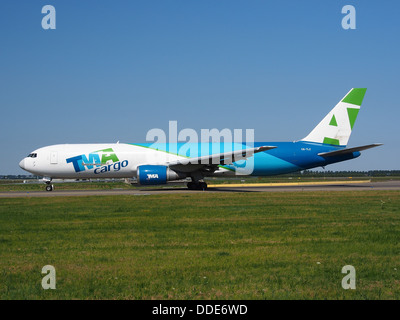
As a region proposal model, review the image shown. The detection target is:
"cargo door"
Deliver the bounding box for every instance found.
[50,152,58,164]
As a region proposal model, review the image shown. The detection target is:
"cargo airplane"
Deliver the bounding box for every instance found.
[19,88,382,191]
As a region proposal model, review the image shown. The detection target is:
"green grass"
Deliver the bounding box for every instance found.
[0,191,399,299]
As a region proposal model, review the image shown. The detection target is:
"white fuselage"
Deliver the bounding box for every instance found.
[19,143,232,179]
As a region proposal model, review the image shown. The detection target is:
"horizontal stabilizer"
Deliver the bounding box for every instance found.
[318,143,383,157]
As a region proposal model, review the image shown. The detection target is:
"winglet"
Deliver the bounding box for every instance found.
[257,146,277,152]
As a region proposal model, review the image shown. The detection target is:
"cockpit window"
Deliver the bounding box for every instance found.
[27,153,37,158]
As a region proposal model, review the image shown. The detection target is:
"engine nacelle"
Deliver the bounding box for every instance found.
[136,165,186,185]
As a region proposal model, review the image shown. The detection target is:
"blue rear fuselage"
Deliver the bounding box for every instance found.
[251,141,359,175]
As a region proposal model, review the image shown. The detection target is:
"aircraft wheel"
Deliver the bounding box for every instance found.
[187,182,195,190]
[187,182,207,190]
[45,184,54,192]
[199,182,208,190]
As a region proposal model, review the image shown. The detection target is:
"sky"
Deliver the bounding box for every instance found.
[0,0,399,174]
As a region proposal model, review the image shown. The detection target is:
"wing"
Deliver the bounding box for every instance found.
[167,146,276,173]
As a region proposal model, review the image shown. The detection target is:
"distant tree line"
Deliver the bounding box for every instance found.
[0,175,41,179]
[281,170,400,177]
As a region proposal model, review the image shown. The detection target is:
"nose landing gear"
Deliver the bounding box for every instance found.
[45,184,54,192]
[43,178,54,192]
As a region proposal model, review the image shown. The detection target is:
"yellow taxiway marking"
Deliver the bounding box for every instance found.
[208,180,371,188]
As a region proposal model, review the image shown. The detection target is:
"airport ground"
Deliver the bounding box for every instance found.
[0,178,399,197]
[0,175,399,194]
[0,180,399,299]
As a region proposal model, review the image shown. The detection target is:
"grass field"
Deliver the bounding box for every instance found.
[1,190,399,299]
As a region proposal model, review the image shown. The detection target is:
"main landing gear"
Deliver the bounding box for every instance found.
[187,181,208,190]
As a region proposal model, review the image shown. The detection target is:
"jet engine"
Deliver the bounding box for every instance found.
[136,165,186,185]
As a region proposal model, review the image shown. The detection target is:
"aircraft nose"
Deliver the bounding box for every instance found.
[19,159,26,170]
